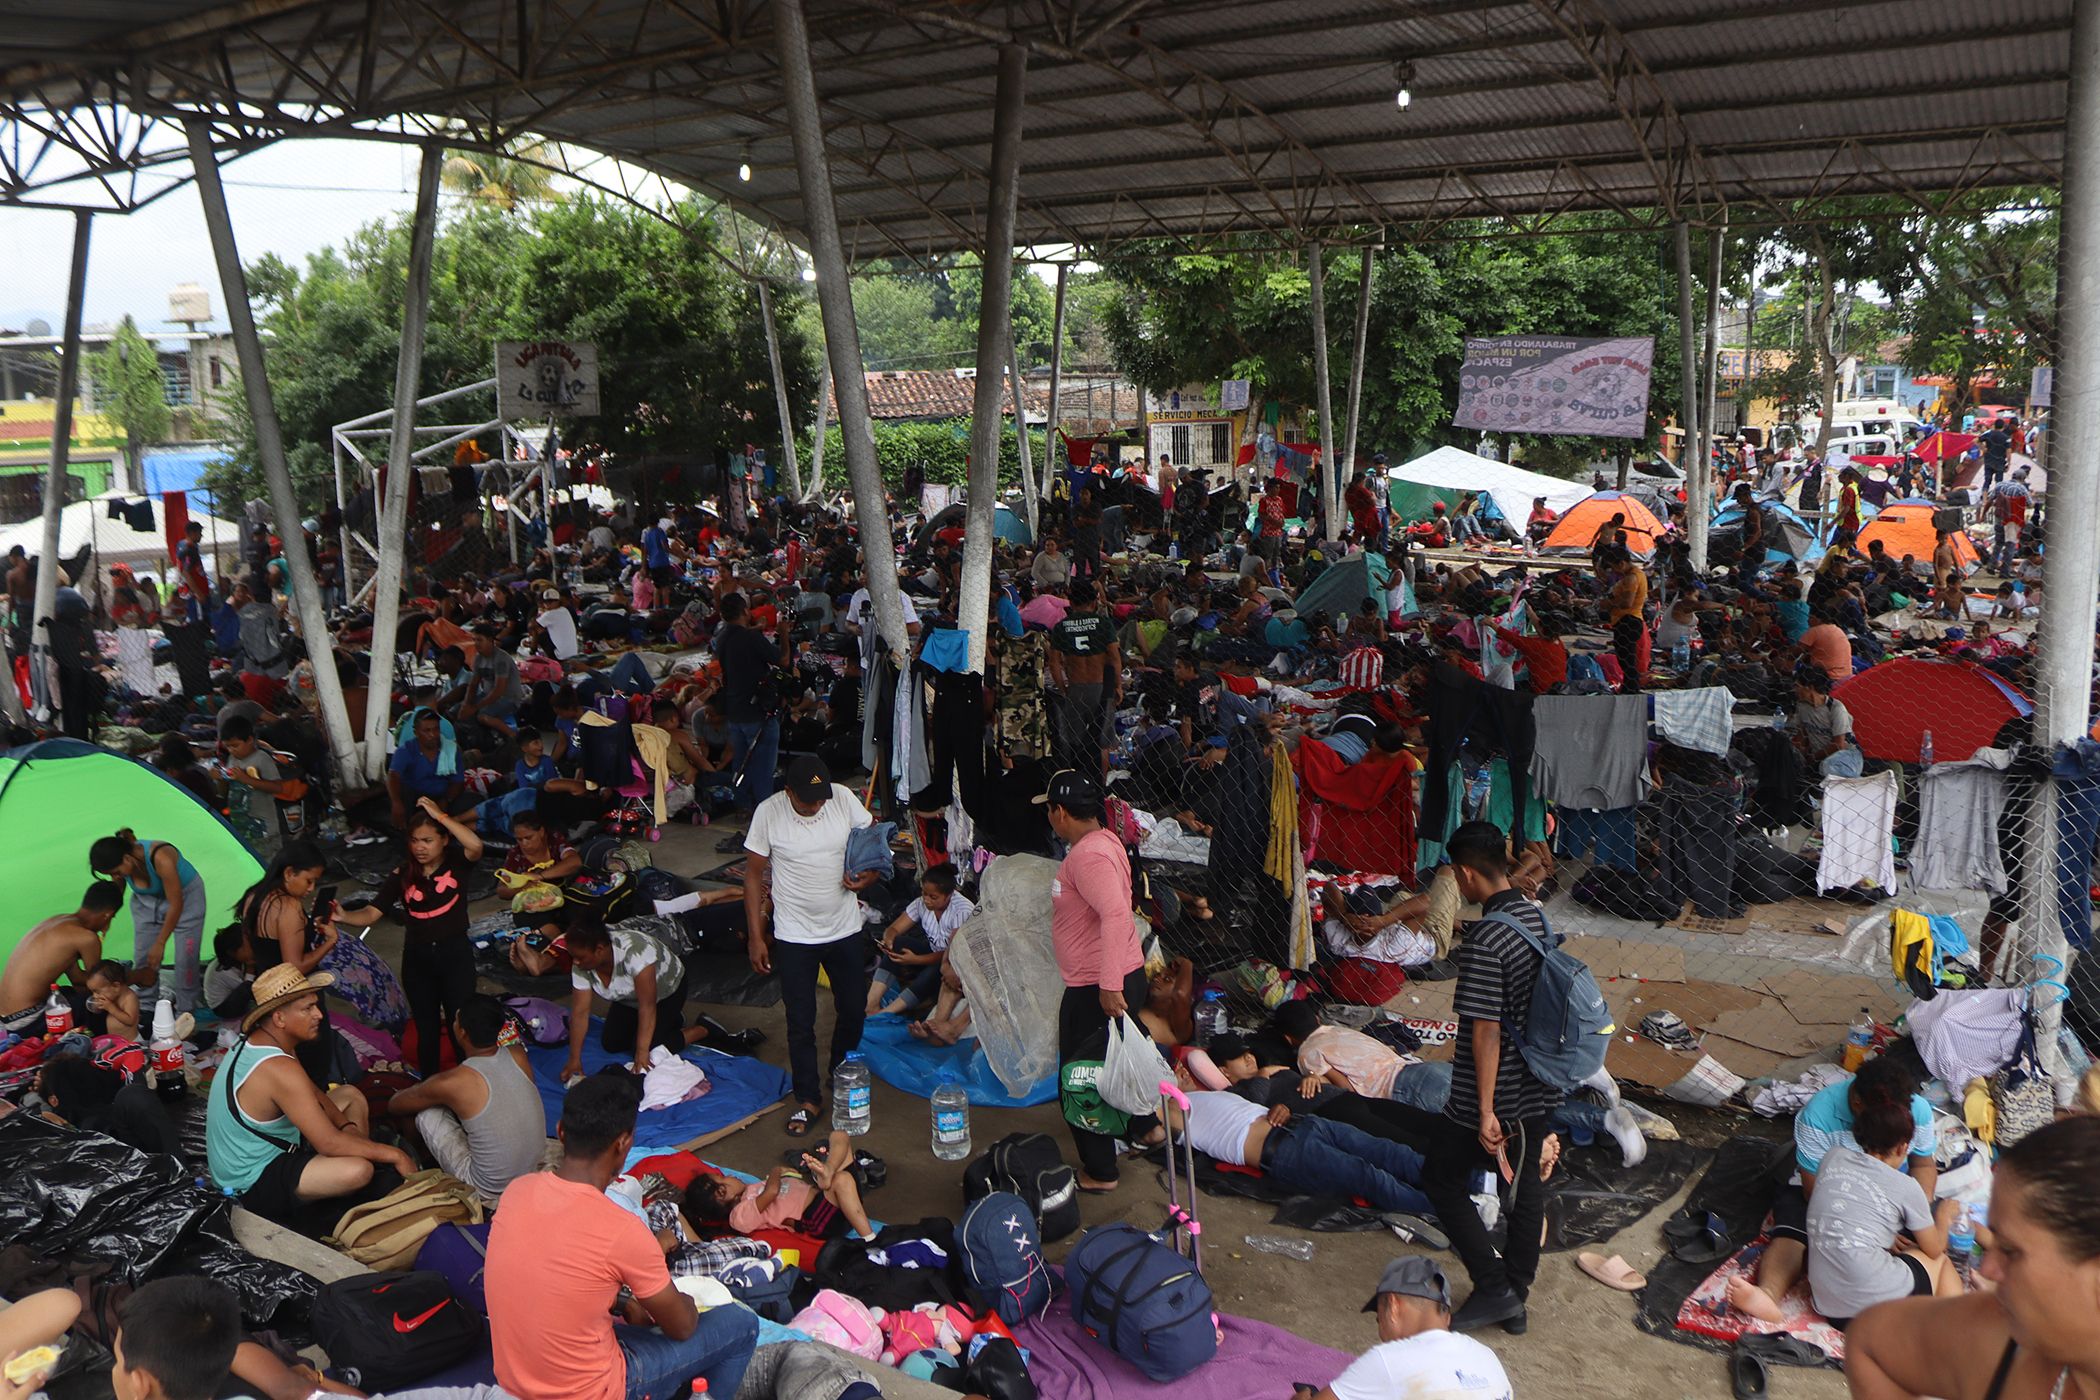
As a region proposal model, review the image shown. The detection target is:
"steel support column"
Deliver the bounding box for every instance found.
[187,120,362,787]
[1702,222,1726,500]
[962,42,1027,673]
[28,210,89,724]
[806,351,831,503]
[772,0,910,663]
[1675,220,1707,572]
[1007,331,1034,547]
[1035,262,1069,537]
[2022,0,2100,1073]
[362,140,443,779]
[757,278,804,500]
[1340,241,1378,528]
[1308,242,1339,541]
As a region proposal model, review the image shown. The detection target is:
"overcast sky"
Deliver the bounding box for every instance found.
[0,140,436,342]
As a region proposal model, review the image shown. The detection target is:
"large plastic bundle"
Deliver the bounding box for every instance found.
[947,855,1064,1097]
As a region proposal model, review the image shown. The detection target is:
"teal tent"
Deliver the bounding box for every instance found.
[1387,479,1460,525]
[1293,550,1391,622]
[0,740,264,966]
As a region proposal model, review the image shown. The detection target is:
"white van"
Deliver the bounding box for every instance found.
[1798,398,1925,441]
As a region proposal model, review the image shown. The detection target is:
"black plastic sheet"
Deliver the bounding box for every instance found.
[0,1114,312,1322]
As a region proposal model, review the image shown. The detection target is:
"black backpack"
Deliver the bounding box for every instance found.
[962,1132,1081,1242]
[310,1272,484,1394]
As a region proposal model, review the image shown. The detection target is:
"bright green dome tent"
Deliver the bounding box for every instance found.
[0,739,264,965]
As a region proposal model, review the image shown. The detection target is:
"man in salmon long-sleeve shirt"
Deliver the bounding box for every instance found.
[1040,768,1156,1191]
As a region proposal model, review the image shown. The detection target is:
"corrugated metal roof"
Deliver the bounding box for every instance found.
[0,0,2070,254]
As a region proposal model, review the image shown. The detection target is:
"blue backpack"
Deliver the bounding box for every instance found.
[958,1192,1051,1327]
[1476,909,1613,1092]
[1063,1222,1217,1382]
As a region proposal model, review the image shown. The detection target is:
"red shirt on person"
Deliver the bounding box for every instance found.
[1259,493,1287,539]
[1050,827,1142,991]
[1493,626,1568,691]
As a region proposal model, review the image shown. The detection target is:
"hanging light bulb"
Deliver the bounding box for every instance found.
[1395,59,1415,110]
[737,145,753,182]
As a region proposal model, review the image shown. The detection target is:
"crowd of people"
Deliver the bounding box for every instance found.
[0,405,2091,1400]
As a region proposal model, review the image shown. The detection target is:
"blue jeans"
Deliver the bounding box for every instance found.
[1265,1114,1434,1218]
[1820,744,1865,778]
[727,717,780,812]
[616,1306,759,1400]
[1392,1060,1610,1143]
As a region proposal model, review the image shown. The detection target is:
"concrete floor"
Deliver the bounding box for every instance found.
[319,806,1853,1400]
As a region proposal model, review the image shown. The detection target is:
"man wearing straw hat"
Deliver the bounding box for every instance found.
[204,964,412,1228]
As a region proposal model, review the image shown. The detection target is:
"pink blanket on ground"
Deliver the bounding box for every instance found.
[1015,1289,1354,1400]
[1675,1234,1848,1362]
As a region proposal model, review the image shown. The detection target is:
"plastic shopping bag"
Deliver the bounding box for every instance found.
[1099,1014,1170,1116]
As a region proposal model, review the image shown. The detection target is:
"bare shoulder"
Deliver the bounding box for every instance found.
[1847,1294,2010,1399]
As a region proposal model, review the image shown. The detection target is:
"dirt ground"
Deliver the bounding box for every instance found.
[355,811,1851,1400]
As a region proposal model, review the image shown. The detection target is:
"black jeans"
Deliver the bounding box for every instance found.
[165,621,213,699]
[403,937,479,1076]
[773,932,868,1107]
[1057,966,1157,1183]
[601,966,691,1057]
[1400,1108,1550,1301]
[1612,614,1644,694]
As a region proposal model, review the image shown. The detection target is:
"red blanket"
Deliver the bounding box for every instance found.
[1292,739,1417,882]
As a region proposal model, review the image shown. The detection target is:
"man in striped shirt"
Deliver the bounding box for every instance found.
[1427,821,1563,1336]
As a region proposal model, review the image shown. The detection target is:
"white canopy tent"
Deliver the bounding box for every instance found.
[0,490,240,579]
[1387,447,1591,529]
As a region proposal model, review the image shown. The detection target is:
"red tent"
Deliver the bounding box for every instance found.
[1833,657,2029,763]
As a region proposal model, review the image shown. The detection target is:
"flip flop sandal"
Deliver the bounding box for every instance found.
[1665,1209,1727,1246]
[1737,1333,1828,1368]
[1576,1252,1648,1291]
[784,1106,819,1137]
[1732,1348,1771,1400]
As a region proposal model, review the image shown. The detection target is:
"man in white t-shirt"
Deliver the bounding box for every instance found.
[844,580,919,670]
[1294,1257,1512,1400]
[744,754,878,1137]
[534,589,580,660]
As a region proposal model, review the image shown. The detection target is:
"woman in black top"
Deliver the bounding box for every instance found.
[338,798,482,1074]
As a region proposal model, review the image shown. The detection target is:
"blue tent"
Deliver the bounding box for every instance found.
[1711,498,1825,564]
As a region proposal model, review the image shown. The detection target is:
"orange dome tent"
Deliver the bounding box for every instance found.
[1538,490,1667,559]
[1855,502,1979,571]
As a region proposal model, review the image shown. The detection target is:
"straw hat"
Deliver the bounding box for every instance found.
[241,964,335,1033]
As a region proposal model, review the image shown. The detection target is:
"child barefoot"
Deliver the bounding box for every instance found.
[84,960,140,1041]
[687,1130,878,1242]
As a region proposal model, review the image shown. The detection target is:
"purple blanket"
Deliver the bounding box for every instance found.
[1016,1286,1354,1400]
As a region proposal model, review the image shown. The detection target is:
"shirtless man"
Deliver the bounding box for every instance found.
[0,884,123,1037]
[1932,528,1967,619]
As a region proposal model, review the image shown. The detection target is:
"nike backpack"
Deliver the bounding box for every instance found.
[310,1271,485,1393]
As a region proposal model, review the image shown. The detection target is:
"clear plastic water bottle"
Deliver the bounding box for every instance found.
[931,1077,971,1160]
[1672,636,1691,672]
[1194,989,1229,1046]
[1841,1007,1875,1072]
[833,1052,872,1136]
[1919,728,1934,768]
[1244,1235,1315,1261]
[1947,1204,1975,1288]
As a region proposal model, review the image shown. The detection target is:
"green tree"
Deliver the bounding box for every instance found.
[853,277,941,370]
[89,315,171,491]
[440,141,567,210]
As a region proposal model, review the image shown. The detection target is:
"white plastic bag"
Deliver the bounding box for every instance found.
[1100,1014,1171,1116]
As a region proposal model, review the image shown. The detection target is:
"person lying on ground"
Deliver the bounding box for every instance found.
[1292,1256,1513,1400]
[205,965,414,1229]
[385,995,545,1205]
[1273,999,1418,1102]
[1733,1056,1941,1326]
[487,1073,759,1400]
[0,882,123,1037]
[84,960,140,1041]
[34,1052,180,1158]
[1137,955,1194,1047]
[1162,1063,1442,1236]
[867,866,974,1017]
[686,1129,880,1243]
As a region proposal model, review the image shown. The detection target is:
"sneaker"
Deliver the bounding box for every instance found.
[1381,1213,1450,1250]
[1449,1287,1525,1333]
[1605,1105,1647,1167]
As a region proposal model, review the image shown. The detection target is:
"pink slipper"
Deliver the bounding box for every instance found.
[1576,1252,1647,1291]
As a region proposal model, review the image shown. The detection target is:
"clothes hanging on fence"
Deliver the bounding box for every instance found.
[893,666,931,803]
[1555,805,1638,871]
[106,497,155,532]
[989,630,1050,761]
[1914,749,2014,893]
[910,668,989,822]
[1530,694,1647,809]
[1420,662,1535,842]
[1650,686,1735,756]
[1263,740,1315,970]
[1733,725,1812,830]
[2050,737,2100,953]
[1817,769,1898,895]
[864,653,897,778]
[1418,756,1548,872]
[1657,775,1741,918]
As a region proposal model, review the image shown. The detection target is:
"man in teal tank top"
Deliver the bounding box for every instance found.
[206,965,413,1228]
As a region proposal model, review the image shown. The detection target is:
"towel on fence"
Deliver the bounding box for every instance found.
[1651,686,1734,756]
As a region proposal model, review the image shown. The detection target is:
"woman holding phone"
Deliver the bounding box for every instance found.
[237,840,408,1032]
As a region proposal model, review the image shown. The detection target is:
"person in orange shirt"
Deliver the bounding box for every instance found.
[1492,614,1568,693]
[1605,549,1649,694]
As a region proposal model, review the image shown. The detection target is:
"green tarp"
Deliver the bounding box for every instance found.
[1294,550,1392,622]
[0,740,263,966]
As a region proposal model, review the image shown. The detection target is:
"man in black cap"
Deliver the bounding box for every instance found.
[1289,1257,1512,1400]
[743,754,879,1138]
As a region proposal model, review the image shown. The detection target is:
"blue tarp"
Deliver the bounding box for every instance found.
[526,1018,793,1147]
[141,445,227,496]
[858,1012,1057,1107]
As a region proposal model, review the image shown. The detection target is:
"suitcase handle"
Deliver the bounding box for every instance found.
[1158,1081,1189,1111]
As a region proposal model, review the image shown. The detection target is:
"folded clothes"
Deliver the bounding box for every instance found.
[1641,1009,1700,1052]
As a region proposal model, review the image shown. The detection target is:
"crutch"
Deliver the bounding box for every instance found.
[1158,1079,1204,1274]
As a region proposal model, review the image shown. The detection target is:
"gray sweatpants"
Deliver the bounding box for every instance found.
[132,875,207,1016]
